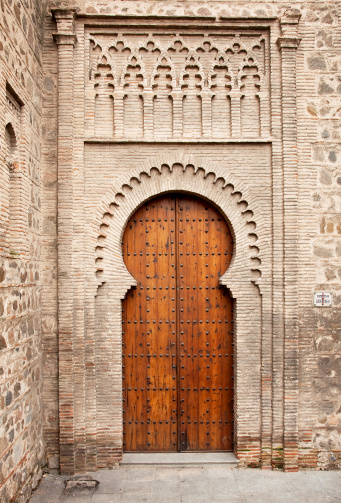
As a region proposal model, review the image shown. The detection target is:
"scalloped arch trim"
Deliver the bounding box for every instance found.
[94,156,265,298]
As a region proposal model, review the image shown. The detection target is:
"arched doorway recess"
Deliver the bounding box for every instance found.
[91,161,267,468]
[122,193,234,452]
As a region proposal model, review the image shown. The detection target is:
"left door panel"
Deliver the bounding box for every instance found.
[122,195,177,451]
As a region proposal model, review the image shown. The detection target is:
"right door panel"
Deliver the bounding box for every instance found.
[177,195,234,451]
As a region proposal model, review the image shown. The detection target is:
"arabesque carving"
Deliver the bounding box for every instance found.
[86,32,269,139]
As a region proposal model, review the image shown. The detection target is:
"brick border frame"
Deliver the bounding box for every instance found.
[88,157,269,469]
[51,4,302,474]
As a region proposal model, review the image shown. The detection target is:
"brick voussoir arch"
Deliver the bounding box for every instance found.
[93,156,266,299]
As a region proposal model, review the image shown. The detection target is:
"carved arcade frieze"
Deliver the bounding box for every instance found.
[85,31,270,140]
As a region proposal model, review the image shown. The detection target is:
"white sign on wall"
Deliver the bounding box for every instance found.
[313,292,333,307]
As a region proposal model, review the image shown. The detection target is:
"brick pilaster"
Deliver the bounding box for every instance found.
[52,8,77,475]
[113,88,125,138]
[142,89,154,139]
[230,91,242,138]
[201,89,213,138]
[277,8,301,472]
[172,90,183,138]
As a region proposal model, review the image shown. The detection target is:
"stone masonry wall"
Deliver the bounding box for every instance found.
[297,1,341,469]
[0,1,46,502]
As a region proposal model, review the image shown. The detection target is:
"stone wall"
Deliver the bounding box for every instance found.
[296,1,341,469]
[0,1,46,501]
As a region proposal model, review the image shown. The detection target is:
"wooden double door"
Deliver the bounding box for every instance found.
[122,194,234,452]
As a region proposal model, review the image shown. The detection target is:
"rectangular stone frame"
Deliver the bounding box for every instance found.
[52,4,300,474]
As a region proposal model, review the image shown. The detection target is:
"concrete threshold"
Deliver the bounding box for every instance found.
[121,452,239,467]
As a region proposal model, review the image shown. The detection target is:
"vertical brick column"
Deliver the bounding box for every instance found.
[201,89,213,138]
[230,91,243,138]
[52,8,77,475]
[277,9,301,472]
[172,90,183,138]
[113,88,125,138]
[258,90,270,137]
[142,89,154,139]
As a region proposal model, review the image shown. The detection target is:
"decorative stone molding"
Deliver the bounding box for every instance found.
[52,9,78,47]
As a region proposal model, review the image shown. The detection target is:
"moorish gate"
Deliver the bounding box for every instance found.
[52,5,300,472]
[3,2,341,502]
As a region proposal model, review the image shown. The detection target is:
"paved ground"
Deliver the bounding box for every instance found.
[30,466,341,503]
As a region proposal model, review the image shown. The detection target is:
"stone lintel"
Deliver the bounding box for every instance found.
[276,37,301,50]
[53,33,77,46]
[51,8,78,21]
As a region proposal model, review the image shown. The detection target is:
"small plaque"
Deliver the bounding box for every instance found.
[313,292,333,307]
